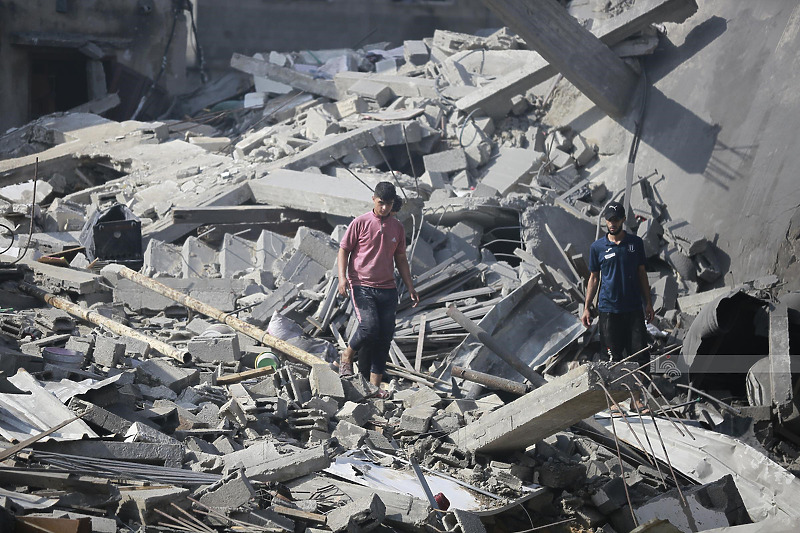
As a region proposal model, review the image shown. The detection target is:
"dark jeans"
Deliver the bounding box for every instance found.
[599,310,650,366]
[349,285,397,377]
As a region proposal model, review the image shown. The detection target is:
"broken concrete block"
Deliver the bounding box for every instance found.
[113,277,252,314]
[332,419,369,449]
[125,421,180,445]
[305,107,341,140]
[181,236,218,278]
[591,477,628,514]
[420,170,447,189]
[404,40,430,65]
[434,221,483,263]
[348,79,393,106]
[278,249,328,288]
[548,147,574,170]
[634,474,750,530]
[222,441,329,482]
[694,246,722,282]
[451,169,472,189]
[637,217,663,258]
[510,94,529,115]
[651,275,678,313]
[143,239,182,278]
[188,136,230,152]
[221,233,256,278]
[336,401,371,426]
[90,335,125,367]
[68,397,133,435]
[293,226,339,269]
[118,486,189,525]
[572,134,597,167]
[309,364,345,402]
[663,218,708,256]
[478,147,543,195]
[399,405,436,433]
[326,494,386,533]
[424,148,468,176]
[451,363,634,453]
[400,385,442,409]
[256,229,289,272]
[136,358,199,392]
[187,334,242,363]
[198,469,255,509]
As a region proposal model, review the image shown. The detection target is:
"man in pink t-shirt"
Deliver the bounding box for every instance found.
[337,182,419,397]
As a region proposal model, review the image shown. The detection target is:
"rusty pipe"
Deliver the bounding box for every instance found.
[104,264,324,367]
[451,365,530,395]
[19,282,190,363]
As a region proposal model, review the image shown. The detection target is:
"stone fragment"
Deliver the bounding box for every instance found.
[326,494,386,533]
[187,334,242,363]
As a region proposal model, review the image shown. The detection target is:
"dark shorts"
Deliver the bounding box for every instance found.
[348,285,398,377]
[599,310,650,367]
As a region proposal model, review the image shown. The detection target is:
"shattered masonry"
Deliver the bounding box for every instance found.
[0,1,799,533]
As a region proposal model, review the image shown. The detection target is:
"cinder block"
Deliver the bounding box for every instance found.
[332,419,368,449]
[221,234,257,279]
[404,40,430,65]
[93,335,125,367]
[401,385,442,409]
[198,469,255,508]
[136,358,199,392]
[423,148,468,175]
[181,236,218,278]
[326,494,385,533]
[348,79,393,107]
[399,405,436,433]
[336,401,371,426]
[187,334,242,363]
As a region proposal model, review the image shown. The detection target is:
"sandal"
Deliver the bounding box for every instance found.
[609,406,627,418]
[372,388,392,400]
[339,361,354,377]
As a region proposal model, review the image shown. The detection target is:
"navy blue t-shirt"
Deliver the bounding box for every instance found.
[588,232,646,313]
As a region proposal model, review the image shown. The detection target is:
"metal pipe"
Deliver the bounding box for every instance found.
[451,365,530,396]
[104,265,324,367]
[19,282,190,363]
[446,304,546,387]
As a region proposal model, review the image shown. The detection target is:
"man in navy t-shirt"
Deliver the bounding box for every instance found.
[581,201,654,369]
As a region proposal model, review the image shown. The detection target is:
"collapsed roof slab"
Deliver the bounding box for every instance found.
[334,71,439,99]
[597,414,800,523]
[263,124,384,173]
[230,53,337,99]
[450,361,635,454]
[249,169,374,218]
[457,0,698,118]
[446,278,585,383]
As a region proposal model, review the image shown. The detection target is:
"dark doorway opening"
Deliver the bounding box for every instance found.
[29,48,89,120]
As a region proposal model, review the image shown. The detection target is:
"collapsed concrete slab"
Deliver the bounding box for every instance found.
[451,362,633,453]
[249,169,375,218]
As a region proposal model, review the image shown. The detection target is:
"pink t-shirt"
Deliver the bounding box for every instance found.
[340,210,406,289]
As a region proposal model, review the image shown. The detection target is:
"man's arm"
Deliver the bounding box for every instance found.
[581,271,600,327]
[337,247,350,297]
[638,265,655,323]
[394,249,419,307]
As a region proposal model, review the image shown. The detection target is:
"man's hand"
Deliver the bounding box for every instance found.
[644,303,655,324]
[337,279,348,297]
[409,288,420,307]
[581,307,593,328]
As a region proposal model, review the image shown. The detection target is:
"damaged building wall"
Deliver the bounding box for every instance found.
[547,0,800,292]
[195,0,501,74]
[0,0,189,132]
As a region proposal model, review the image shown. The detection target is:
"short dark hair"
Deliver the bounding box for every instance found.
[374,181,397,202]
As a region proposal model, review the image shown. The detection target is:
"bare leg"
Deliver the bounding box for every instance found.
[370,372,382,387]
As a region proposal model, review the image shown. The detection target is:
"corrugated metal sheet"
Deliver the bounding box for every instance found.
[0,369,97,443]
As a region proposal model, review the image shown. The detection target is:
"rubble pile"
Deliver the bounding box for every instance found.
[0,3,799,533]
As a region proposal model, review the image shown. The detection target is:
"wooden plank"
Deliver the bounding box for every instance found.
[216,367,274,385]
[391,340,414,372]
[415,314,427,372]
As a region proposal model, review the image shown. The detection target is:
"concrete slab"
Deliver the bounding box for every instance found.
[450,362,634,453]
[478,147,543,195]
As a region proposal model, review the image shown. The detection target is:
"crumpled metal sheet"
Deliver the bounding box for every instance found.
[446,277,584,381]
[596,414,800,523]
[44,373,122,402]
[0,369,97,443]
